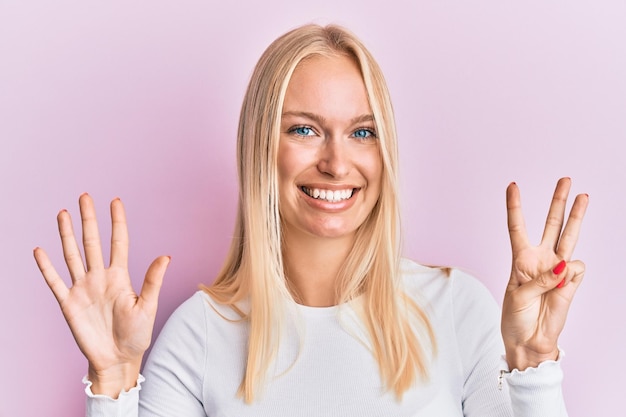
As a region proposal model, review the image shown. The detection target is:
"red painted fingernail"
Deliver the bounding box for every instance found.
[557,278,566,288]
[552,260,566,275]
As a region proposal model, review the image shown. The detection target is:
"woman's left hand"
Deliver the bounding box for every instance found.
[501,177,588,371]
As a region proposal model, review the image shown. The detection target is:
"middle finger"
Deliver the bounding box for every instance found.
[540,177,571,250]
[58,209,86,282]
[79,193,105,271]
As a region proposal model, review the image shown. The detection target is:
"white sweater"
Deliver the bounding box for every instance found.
[86,260,567,416]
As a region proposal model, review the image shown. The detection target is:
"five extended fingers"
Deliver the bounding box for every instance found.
[35,194,169,303]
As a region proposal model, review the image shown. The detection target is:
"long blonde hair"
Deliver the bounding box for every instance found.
[203,23,436,403]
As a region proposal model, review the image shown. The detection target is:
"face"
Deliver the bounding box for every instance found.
[277,54,383,242]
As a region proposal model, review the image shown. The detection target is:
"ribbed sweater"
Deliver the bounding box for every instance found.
[85,259,567,416]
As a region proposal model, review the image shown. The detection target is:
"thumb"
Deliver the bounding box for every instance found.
[553,259,586,294]
[139,255,170,311]
[515,260,570,300]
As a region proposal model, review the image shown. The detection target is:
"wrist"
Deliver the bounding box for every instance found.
[87,361,141,398]
[504,345,559,371]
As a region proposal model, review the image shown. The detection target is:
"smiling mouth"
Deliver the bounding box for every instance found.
[300,186,356,203]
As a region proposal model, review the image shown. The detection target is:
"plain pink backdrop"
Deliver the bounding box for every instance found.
[1,1,624,416]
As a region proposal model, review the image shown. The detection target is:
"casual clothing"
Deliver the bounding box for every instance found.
[86,259,567,416]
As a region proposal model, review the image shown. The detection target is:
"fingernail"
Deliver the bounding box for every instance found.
[557,278,566,289]
[553,260,566,275]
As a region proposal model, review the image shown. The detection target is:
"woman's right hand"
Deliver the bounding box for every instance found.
[34,194,170,398]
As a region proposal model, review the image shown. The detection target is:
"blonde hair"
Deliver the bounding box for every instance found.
[203,23,436,402]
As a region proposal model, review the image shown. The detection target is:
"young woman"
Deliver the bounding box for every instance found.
[34,24,588,416]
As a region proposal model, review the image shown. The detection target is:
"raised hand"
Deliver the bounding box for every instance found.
[501,178,588,370]
[33,194,170,397]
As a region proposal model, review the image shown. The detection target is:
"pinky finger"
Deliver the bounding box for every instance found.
[33,247,70,305]
[557,259,586,290]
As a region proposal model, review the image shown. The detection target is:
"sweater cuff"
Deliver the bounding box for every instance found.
[83,374,144,417]
[500,349,568,416]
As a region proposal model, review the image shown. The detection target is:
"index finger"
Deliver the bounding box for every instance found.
[506,182,530,251]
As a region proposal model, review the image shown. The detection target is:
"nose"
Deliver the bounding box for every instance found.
[317,137,350,178]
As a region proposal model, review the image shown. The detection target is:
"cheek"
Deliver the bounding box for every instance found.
[362,152,383,188]
[277,141,317,183]
[276,142,295,183]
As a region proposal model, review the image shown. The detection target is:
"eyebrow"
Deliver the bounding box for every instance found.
[281,111,375,125]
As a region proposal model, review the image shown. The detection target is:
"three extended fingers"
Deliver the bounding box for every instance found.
[507,178,588,261]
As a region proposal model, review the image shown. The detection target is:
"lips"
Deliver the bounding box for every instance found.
[300,186,356,203]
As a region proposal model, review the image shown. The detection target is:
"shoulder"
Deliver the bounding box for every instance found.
[162,291,247,337]
[153,291,210,352]
[399,258,497,307]
[399,258,501,337]
[147,291,248,375]
[399,259,504,379]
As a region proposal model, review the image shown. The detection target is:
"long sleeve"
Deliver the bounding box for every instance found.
[138,293,208,416]
[84,375,144,417]
[83,262,570,416]
[447,268,568,417]
[504,356,567,416]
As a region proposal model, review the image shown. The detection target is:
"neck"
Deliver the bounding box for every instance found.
[282,230,355,307]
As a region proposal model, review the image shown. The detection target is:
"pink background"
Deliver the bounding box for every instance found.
[1,1,624,416]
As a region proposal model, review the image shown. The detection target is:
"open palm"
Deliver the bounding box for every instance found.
[34,194,170,395]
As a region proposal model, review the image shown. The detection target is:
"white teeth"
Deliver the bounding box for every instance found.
[302,187,354,202]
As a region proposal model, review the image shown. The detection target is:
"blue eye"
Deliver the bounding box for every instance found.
[352,128,376,140]
[291,126,315,137]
